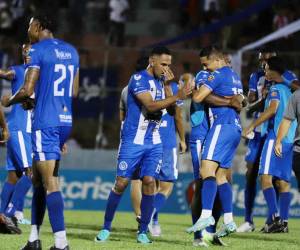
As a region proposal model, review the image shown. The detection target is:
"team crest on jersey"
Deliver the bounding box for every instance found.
[118,161,128,171]
[134,74,142,80]
[271,91,278,97]
[208,75,214,81]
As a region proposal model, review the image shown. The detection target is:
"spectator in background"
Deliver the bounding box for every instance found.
[108,0,129,47]
[204,1,221,24]
[0,2,13,36]
[273,8,289,31]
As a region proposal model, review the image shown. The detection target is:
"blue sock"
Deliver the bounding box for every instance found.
[192,214,202,239]
[279,192,291,222]
[244,184,256,224]
[5,175,32,217]
[31,186,46,228]
[46,191,65,233]
[153,193,167,224]
[218,183,233,214]
[201,177,217,211]
[263,187,278,219]
[139,194,154,233]
[0,182,15,213]
[103,191,122,231]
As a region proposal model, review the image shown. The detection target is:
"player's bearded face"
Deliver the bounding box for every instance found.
[152,54,172,79]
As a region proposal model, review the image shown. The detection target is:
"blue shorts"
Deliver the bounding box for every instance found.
[158,147,178,182]
[202,124,241,168]
[117,140,163,179]
[32,126,72,161]
[245,132,265,164]
[190,139,204,180]
[6,131,32,171]
[259,131,293,182]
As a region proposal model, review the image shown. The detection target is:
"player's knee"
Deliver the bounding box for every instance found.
[7,171,18,184]
[277,181,290,193]
[113,179,128,194]
[141,176,156,194]
[260,175,272,189]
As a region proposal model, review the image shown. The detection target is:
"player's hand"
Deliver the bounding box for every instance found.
[242,125,254,139]
[61,143,68,155]
[274,141,282,157]
[1,95,11,107]
[162,67,175,83]
[179,140,187,154]
[0,126,9,143]
[21,98,35,110]
[229,95,244,112]
[177,83,193,100]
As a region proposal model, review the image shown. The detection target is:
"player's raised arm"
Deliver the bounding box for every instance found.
[135,88,189,113]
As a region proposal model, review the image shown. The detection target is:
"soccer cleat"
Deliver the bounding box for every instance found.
[137,233,152,244]
[202,230,227,246]
[148,223,161,237]
[237,222,255,233]
[0,215,22,234]
[49,246,70,250]
[186,216,215,233]
[266,217,282,233]
[192,238,208,247]
[280,222,289,233]
[216,221,237,237]
[20,240,42,250]
[94,229,110,242]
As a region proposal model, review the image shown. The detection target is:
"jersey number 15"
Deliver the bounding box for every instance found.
[54,64,74,97]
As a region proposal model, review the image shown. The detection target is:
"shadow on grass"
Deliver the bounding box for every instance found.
[231,233,297,244]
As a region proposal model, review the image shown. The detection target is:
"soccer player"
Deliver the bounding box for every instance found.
[2,15,79,250]
[275,88,300,192]
[187,46,243,237]
[95,46,191,244]
[0,44,32,230]
[243,56,296,233]
[119,56,149,223]
[238,49,299,233]
[189,56,243,245]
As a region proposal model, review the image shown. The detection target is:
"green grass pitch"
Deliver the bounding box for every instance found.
[0,210,299,249]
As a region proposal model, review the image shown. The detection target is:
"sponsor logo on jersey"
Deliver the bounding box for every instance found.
[55,49,72,60]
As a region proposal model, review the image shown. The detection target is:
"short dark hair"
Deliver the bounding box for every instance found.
[267,56,286,75]
[135,56,149,72]
[32,14,55,32]
[150,46,171,56]
[199,45,221,58]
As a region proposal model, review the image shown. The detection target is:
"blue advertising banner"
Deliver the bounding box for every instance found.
[0,169,299,217]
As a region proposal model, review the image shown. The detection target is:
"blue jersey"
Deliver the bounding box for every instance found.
[159,82,182,149]
[121,70,164,145]
[6,65,31,132]
[203,66,243,126]
[27,38,79,130]
[190,70,210,142]
[262,83,297,143]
